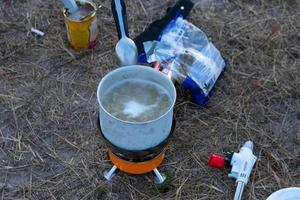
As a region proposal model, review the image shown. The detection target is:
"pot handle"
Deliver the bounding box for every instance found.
[111,0,129,39]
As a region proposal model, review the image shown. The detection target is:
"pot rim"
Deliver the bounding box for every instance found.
[97,65,177,125]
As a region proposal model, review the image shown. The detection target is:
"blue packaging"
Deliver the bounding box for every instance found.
[143,16,226,106]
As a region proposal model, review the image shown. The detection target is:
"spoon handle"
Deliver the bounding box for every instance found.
[112,0,128,39]
[62,0,78,13]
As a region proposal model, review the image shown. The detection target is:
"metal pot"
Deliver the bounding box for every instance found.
[97,116,176,162]
[97,65,176,151]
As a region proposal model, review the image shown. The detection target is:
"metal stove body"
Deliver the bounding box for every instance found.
[98,116,176,183]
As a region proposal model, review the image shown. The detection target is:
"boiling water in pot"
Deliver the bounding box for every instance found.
[102,80,172,122]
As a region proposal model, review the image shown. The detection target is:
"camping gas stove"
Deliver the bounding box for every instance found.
[97,116,176,183]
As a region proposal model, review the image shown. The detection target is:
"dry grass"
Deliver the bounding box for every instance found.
[0,0,300,199]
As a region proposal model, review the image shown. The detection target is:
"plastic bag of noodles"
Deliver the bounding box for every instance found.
[143,16,226,106]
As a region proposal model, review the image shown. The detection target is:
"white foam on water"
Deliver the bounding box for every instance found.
[102,80,171,122]
[123,100,155,118]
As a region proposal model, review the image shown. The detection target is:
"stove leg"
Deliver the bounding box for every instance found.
[153,168,166,184]
[104,165,117,181]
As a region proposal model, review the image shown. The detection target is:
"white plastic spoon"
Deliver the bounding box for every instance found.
[114,0,138,66]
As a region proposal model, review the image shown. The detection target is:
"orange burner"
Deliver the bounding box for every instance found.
[108,150,165,174]
[98,116,176,184]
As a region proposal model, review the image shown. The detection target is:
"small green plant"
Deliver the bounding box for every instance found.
[95,187,108,200]
[152,169,174,195]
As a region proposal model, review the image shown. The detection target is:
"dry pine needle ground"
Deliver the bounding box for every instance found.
[0,0,299,199]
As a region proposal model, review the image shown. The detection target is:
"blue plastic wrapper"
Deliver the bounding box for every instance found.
[143,16,226,106]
